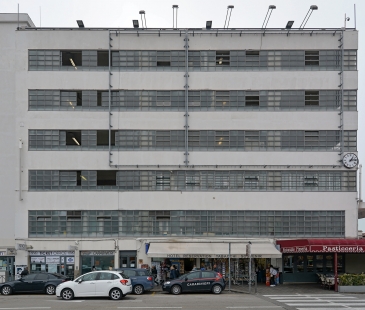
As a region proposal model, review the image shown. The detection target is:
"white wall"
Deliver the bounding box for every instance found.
[0,16,359,256]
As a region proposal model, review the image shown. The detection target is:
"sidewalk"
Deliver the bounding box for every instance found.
[151,282,338,295]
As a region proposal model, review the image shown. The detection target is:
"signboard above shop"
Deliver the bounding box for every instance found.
[277,239,365,254]
[29,251,75,256]
[81,251,115,256]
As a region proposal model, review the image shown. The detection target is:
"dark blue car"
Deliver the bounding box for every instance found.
[115,268,154,295]
[162,270,225,295]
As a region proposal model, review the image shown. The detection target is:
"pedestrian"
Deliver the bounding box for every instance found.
[269,265,277,286]
[170,266,177,279]
[213,264,219,272]
[192,265,198,271]
[200,264,206,271]
[108,266,113,271]
[20,267,29,277]
[173,265,180,278]
[151,265,159,285]
[92,266,96,271]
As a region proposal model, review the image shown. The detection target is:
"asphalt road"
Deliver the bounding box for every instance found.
[2,291,365,310]
[0,292,283,310]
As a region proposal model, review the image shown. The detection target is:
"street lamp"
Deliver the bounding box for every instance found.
[224,5,234,28]
[262,5,276,29]
[299,5,318,29]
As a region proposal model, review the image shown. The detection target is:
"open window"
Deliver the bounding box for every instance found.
[305,51,319,66]
[97,51,109,66]
[61,51,82,68]
[66,131,82,146]
[97,171,117,186]
[216,51,230,66]
[305,91,319,106]
[97,130,115,146]
[245,91,260,106]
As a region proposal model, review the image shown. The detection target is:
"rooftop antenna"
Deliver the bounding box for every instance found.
[17,3,19,30]
[139,10,147,28]
[354,4,356,29]
[172,5,179,28]
[262,5,276,29]
[344,14,350,28]
[299,5,318,29]
[224,5,234,28]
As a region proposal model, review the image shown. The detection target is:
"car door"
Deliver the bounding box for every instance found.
[200,271,216,292]
[95,272,117,296]
[73,272,97,297]
[181,271,201,292]
[13,274,37,292]
[33,273,49,292]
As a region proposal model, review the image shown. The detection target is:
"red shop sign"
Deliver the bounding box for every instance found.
[282,245,365,253]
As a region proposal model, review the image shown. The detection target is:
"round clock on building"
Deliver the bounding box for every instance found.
[342,153,359,169]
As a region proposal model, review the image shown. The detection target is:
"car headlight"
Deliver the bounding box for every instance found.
[165,281,170,285]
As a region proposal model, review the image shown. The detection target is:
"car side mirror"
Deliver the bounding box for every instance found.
[77,279,83,283]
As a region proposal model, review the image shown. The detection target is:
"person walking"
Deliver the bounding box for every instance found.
[269,265,277,286]
[151,265,159,285]
[213,264,219,272]
[20,267,29,277]
[169,266,177,280]
[173,265,180,278]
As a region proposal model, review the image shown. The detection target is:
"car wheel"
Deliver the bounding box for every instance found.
[61,288,74,300]
[133,284,144,295]
[109,288,123,300]
[1,285,12,295]
[171,285,181,295]
[212,284,222,294]
[45,285,56,295]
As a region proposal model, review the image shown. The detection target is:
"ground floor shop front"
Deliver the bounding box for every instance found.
[5,238,282,280]
[145,239,282,283]
[277,239,365,284]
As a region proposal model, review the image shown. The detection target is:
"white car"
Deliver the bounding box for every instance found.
[56,271,132,300]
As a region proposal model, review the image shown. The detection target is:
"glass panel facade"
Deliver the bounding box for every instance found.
[28,49,357,71]
[28,130,356,152]
[28,89,357,111]
[28,170,357,192]
[29,210,345,238]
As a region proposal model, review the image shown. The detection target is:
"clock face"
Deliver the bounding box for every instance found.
[342,153,358,168]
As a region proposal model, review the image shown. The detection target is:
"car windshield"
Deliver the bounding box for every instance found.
[136,270,151,276]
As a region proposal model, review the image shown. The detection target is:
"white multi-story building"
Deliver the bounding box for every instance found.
[0,13,359,282]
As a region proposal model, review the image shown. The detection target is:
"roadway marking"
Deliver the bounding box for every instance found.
[227,307,282,309]
[118,307,182,309]
[0,308,51,310]
[263,294,365,309]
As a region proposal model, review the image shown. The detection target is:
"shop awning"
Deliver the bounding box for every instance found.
[147,242,281,258]
[277,239,365,254]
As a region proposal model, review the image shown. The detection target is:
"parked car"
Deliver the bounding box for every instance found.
[0,273,69,295]
[162,270,225,295]
[115,268,154,295]
[56,271,132,300]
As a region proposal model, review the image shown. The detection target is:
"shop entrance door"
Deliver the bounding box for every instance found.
[7,257,15,281]
[119,251,137,268]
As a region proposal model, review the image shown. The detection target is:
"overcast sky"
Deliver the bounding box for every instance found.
[1,0,364,231]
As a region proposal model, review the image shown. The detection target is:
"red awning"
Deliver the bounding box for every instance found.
[276,239,365,254]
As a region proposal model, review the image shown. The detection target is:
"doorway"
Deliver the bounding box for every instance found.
[119,251,137,268]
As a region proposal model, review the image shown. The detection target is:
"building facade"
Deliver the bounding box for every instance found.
[0,13,359,281]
